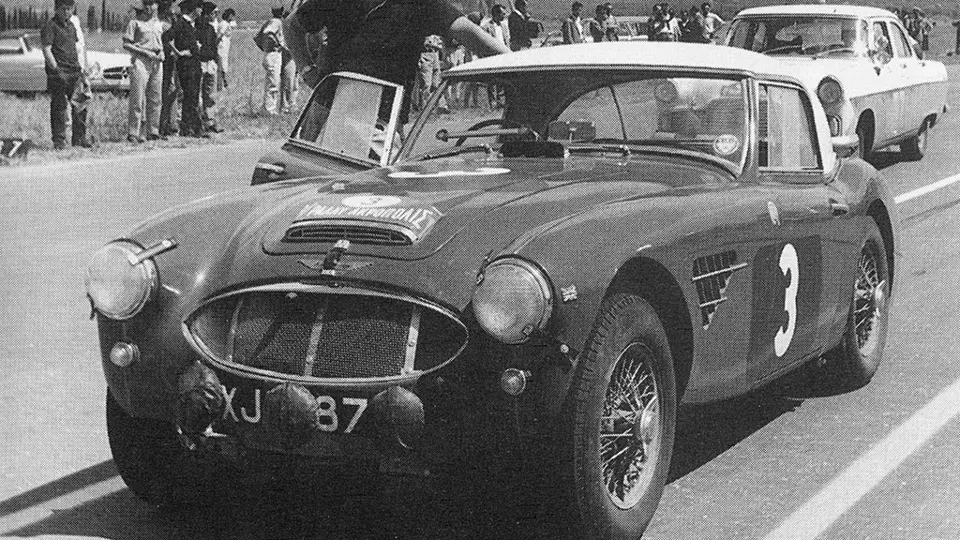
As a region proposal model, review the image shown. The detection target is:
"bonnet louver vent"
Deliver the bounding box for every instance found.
[284,223,413,246]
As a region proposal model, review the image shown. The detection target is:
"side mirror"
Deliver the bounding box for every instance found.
[832,134,859,159]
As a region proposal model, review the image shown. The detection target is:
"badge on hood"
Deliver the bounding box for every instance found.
[295,194,443,241]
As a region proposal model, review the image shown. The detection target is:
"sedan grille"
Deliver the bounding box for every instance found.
[103,67,127,80]
[187,286,467,382]
[284,222,412,246]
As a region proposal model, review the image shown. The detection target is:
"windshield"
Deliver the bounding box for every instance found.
[403,72,749,170]
[727,16,865,56]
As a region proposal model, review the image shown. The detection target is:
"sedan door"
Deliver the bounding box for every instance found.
[867,20,906,146]
[886,20,925,135]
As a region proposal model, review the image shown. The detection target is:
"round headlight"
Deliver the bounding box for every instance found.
[817,78,843,106]
[85,241,158,320]
[472,258,553,344]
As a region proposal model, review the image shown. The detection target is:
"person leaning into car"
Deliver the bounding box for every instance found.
[283,0,510,125]
[123,0,165,143]
[41,0,90,150]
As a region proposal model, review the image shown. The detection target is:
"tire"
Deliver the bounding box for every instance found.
[900,120,929,161]
[821,221,890,390]
[558,293,677,540]
[856,120,874,163]
[106,390,209,508]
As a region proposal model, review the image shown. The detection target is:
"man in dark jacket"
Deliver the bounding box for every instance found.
[197,1,222,131]
[166,0,206,137]
[41,0,90,149]
[508,0,532,50]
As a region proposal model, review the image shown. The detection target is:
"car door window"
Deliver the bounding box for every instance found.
[872,21,893,64]
[758,84,821,172]
[888,22,913,58]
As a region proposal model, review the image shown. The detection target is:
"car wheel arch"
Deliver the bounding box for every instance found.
[866,199,895,294]
[604,256,694,399]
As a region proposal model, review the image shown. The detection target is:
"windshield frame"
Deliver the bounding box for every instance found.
[399,68,753,176]
[727,14,866,57]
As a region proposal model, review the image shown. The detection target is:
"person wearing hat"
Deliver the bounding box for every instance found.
[40,0,90,149]
[197,1,222,131]
[123,0,165,143]
[165,0,206,137]
[283,0,510,124]
[259,6,294,114]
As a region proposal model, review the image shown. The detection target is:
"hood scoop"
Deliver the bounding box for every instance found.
[284,220,414,246]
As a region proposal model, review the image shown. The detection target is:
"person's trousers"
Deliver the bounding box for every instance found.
[262,51,282,114]
[128,55,163,138]
[280,55,296,113]
[47,71,87,147]
[177,59,202,135]
[160,57,180,134]
[201,61,217,129]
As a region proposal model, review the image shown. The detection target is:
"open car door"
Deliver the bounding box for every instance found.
[253,72,405,185]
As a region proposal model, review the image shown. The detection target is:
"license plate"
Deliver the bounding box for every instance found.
[215,375,369,435]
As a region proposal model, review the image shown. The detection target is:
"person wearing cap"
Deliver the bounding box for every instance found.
[197,1,222,131]
[41,0,90,149]
[260,6,294,115]
[166,0,205,137]
[562,2,585,44]
[124,0,165,143]
[214,8,236,90]
[283,0,510,125]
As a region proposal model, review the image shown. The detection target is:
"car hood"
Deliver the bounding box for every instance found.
[257,156,725,261]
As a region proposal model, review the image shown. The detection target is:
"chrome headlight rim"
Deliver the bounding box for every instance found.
[85,239,159,321]
[817,77,843,106]
[472,256,554,344]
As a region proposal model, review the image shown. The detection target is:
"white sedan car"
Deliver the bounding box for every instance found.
[725,4,948,162]
[0,29,129,94]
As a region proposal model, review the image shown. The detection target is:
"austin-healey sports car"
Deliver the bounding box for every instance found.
[87,42,897,538]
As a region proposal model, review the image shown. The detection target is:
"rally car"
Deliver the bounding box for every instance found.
[87,42,897,538]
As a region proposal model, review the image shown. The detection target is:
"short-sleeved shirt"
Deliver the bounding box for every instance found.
[40,16,81,75]
[294,0,462,87]
[124,17,165,60]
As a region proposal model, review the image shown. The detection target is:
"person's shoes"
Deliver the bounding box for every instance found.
[74,140,94,149]
[146,134,167,141]
[127,134,145,144]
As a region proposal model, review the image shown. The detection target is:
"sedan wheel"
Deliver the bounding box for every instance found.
[558,293,676,540]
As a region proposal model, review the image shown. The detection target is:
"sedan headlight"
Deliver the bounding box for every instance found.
[817,78,843,106]
[472,257,553,344]
[85,240,158,320]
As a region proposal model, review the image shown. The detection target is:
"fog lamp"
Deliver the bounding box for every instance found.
[109,342,139,367]
[500,368,531,396]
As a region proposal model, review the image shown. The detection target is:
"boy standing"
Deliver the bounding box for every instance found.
[124,0,165,143]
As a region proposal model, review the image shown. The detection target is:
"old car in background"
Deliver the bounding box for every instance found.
[726,4,948,162]
[88,43,897,538]
[0,29,129,94]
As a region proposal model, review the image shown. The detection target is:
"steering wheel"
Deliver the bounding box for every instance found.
[456,118,523,146]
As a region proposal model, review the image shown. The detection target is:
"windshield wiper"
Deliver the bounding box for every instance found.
[567,143,632,156]
[416,144,493,161]
[812,46,858,58]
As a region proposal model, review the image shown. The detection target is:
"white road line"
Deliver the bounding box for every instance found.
[894,172,960,204]
[764,375,960,540]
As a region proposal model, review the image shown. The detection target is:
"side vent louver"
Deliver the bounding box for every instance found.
[692,251,747,329]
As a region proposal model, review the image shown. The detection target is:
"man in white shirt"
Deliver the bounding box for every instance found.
[213,7,235,90]
[700,2,724,41]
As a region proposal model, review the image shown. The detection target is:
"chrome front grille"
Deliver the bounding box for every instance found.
[103,67,127,80]
[284,222,412,246]
[187,285,467,382]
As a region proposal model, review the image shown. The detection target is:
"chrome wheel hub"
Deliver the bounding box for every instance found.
[854,246,884,355]
[600,342,660,510]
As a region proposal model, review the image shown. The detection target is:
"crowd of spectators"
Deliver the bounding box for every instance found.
[892,6,934,51]
[646,2,724,43]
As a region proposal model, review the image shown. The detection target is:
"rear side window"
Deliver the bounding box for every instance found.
[758,84,821,170]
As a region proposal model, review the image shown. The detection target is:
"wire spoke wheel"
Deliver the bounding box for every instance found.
[853,241,885,357]
[600,341,661,510]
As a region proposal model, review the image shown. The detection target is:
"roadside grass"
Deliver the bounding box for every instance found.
[1,28,297,164]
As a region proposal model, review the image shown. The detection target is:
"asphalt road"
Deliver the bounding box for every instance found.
[3,82,960,540]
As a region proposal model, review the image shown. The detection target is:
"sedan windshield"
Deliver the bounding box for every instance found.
[727,16,865,57]
[403,73,749,170]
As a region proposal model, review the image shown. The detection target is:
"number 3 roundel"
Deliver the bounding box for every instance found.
[774,243,798,357]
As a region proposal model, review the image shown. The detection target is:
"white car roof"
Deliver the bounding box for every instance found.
[735,4,895,19]
[449,42,802,82]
